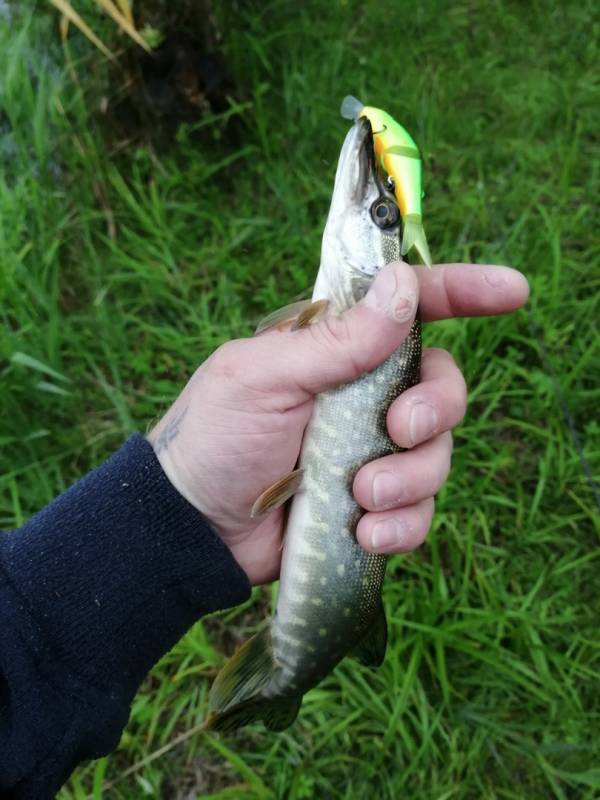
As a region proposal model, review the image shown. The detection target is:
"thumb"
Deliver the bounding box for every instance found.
[255,260,419,401]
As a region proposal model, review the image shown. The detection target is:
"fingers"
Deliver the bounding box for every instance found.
[417,263,529,321]
[225,261,420,404]
[353,347,464,556]
[290,261,419,395]
[356,497,434,555]
[209,261,527,409]
[387,348,467,449]
[353,431,452,512]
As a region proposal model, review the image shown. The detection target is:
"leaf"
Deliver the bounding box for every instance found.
[11,351,71,383]
[94,0,151,52]
[47,0,115,59]
[204,735,275,799]
[92,757,109,800]
[35,380,72,396]
[114,0,133,24]
[553,768,600,788]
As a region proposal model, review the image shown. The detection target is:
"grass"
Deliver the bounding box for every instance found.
[48,0,151,58]
[1,1,599,797]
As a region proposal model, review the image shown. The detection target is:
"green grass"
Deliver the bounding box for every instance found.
[1,1,599,798]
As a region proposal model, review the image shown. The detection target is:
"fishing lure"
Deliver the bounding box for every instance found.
[341,95,432,268]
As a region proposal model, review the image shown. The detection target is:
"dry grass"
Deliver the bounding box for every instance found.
[48,0,149,56]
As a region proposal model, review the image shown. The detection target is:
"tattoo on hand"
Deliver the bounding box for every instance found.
[154,406,188,455]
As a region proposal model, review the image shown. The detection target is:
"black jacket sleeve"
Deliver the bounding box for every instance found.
[0,435,251,800]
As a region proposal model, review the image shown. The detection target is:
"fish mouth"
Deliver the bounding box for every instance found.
[332,116,397,223]
[353,117,378,203]
[314,115,401,308]
[333,116,380,206]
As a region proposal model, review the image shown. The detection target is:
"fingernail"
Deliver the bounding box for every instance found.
[372,471,406,508]
[409,402,438,445]
[371,518,407,552]
[363,267,416,322]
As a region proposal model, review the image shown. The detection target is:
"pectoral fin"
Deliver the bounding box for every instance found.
[291,299,330,330]
[351,601,388,668]
[250,468,303,518]
[255,299,329,335]
[255,299,312,335]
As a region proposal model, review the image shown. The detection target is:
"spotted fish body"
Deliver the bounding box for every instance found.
[273,324,421,694]
[208,110,426,733]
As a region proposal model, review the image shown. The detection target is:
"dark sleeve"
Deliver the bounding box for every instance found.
[0,435,251,800]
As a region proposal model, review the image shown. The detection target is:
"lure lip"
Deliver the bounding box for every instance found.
[340,94,365,121]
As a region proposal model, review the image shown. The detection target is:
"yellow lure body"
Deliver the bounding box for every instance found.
[342,98,432,267]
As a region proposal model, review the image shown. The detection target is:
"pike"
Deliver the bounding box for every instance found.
[207,98,431,732]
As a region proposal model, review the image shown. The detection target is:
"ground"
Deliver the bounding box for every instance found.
[0,1,598,798]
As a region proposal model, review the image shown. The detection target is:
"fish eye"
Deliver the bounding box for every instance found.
[370,197,400,229]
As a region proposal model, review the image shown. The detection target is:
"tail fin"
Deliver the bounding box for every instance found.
[206,628,302,732]
[401,214,432,268]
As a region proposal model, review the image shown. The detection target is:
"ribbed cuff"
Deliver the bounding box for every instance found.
[0,435,251,694]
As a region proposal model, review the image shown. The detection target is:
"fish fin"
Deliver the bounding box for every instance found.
[384,144,420,160]
[351,602,388,668]
[208,696,302,733]
[340,95,364,120]
[250,468,304,518]
[255,299,329,335]
[263,695,303,731]
[254,299,313,335]
[207,628,302,732]
[291,299,330,331]
[401,216,432,268]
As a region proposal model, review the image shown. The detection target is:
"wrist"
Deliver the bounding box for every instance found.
[147,414,238,560]
[147,428,201,515]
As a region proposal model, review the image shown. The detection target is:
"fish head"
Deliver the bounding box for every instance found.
[314,116,402,311]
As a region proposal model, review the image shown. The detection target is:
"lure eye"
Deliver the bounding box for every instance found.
[370,197,400,229]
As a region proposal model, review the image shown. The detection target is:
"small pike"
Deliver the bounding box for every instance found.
[207,100,428,732]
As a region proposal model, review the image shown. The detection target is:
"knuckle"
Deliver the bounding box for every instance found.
[207,340,246,381]
[311,313,351,348]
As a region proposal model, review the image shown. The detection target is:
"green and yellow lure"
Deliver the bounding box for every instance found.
[341,95,432,267]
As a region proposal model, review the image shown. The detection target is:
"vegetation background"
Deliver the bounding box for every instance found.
[1,1,598,797]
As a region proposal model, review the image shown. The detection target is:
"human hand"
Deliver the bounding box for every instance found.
[148,261,528,585]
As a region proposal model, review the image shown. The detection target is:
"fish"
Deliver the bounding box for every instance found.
[206,99,428,733]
